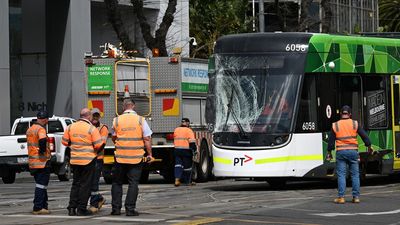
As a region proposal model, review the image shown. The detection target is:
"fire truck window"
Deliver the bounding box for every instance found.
[182,98,202,126]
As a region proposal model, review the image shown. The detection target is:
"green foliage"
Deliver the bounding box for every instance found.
[379,0,400,31]
[189,0,253,58]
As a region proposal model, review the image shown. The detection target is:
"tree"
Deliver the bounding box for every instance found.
[320,0,332,33]
[189,0,253,58]
[379,0,400,31]
[104,0,177,56]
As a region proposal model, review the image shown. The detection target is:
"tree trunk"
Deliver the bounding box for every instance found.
[104,0,136,50]
[274,0,284,31]
[132,0,177,56]
[298,0,312,32]
[320,0,332,33]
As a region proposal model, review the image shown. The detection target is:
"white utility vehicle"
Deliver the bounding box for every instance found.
[0,116,75,184]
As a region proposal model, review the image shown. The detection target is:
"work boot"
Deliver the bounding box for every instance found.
[97,198,106,210]
[32,208,50,215]
[77,209,93,216]
[174,178,181,187]
[352,197,360,203]
[68,208,76,216]
[183,181,196,186]
[111,209,121,215]
[88,206,98,214]
[334,197,345,204]
[126,210,139,216]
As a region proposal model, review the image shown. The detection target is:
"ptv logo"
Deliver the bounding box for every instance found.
[233,155,253,166]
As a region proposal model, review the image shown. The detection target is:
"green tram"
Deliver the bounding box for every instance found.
[206,33,400,186]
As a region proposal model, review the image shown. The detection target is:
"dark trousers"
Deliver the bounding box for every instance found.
[90,159,104,207]
[174,148,193,183]
[111,162,142,212]
[68,159,95,211]
[32,167,50,211]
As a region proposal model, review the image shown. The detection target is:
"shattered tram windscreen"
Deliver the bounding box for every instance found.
[213,53,304,147]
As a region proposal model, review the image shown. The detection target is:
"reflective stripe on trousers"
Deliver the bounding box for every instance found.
[36,183,47,189]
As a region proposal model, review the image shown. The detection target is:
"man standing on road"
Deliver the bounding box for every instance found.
[111,99,153,216]
[327,105,373,204]
[88,108,108,213]
[62,108,103,216]
[27,110,51,215]
[173,118,197,187]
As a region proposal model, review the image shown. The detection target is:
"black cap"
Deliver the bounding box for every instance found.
[91,108,101,115]
[181,118,190,123]
[341,105,351,114]
[37,110,49,119]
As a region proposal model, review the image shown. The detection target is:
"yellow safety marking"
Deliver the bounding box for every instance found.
[222,218,321,225]
[255,155,322,165]
[390,75,400,169]
[103,156,114,164]
[213,157,232,165]
[172,216,320,225]
[172,217,223,225]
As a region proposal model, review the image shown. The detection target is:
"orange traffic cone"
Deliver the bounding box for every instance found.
[124,85,130,98]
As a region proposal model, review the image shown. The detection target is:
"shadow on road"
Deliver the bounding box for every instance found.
[206,174,400,192]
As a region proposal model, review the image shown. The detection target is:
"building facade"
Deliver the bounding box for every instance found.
[256,0,379,33]
[0,0,189,134]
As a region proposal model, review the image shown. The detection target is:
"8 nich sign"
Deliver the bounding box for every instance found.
[88,65,113,91]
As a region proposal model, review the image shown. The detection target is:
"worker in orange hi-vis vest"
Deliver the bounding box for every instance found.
[327,105,372,204]
[88,108,109,213]
[111,99,154,217]
[26,110,51,215]
[62,108,103,216]
[173,118,197,187]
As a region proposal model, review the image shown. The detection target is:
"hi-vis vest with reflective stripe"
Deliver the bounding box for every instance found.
[173,127,195,149]
[332,119,359,151]
[113,113,145,164]
[96,124,108,160]
[62,120,103,165]
[26,124,50,169]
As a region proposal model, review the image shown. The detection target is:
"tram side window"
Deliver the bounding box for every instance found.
[363,76,388,129]
[295,74,318,132]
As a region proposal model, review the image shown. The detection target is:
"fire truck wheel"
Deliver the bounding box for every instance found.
[2,170,16,184]
[140,170,150,183]
[57,156,71,182]
[196,140,210,182]
[160,169,174,183]
[102,164,113,184]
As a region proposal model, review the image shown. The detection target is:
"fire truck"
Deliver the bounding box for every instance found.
[83,54,212,183]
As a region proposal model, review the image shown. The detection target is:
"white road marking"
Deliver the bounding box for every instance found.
[1,214,164,222]
[0,196,69,205]
[312,209,400,217]
[92,216,163,222]
[1,214,88,219]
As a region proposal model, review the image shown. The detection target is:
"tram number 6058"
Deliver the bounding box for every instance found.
[285,44,307,52]
[302,122,316,131]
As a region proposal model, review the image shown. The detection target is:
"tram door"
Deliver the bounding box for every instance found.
[391,75,400,170]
